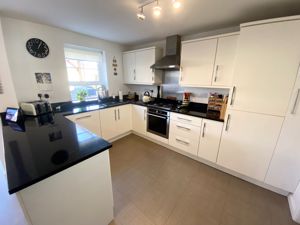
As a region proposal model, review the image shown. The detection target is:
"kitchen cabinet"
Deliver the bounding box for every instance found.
[198,119,223,163]
[180,38,218,87]
[212,35,238,87]
[229,20,300,116]
[66,111,102,137]
[265,70,300,192]
[123,52,135,84]
[217,110,283,181]
[123,47,162,85]
[100,105,132,140]
[132,105,147,135]
[169,113,202,156]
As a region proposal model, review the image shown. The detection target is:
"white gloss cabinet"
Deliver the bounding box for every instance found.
[132,105,147,135]
[100,105,132,140]
[198,119,223,163]
[123,47,162,85]
[123,52,136,84]
[212,35,238,87]
[229,20,300,116]
[265,69,300,192]
[217,110,283,181]
[180,38,218,87]
[66,111,102,137]
[169,113,202,156]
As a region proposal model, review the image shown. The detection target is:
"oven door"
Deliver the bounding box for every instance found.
[147,113,169,139]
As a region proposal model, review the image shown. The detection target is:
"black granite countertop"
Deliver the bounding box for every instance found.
[1,112,112,194]
[2,98,223,194]
[53,99,224,123]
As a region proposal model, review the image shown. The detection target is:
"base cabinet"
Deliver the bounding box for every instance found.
[169,119,202,156]
[217,110,284,181]
[198,119,223,163]
[100,105,131,140]
[132,105,147,135]
[66,111,102,137]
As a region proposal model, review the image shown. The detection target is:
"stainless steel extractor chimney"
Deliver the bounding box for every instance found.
[151,35,181,70]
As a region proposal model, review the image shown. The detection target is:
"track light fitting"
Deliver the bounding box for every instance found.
[137,0,182,21]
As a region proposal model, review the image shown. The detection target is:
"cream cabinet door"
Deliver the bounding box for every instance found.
[265,70,300,192]
[180,38,218,87]
[230,20,300,116]
[123,52,136,84]
[212,35,238,87]
[116,105,132,135]
[217,110,283,181]
[135,48,155,84]
[132,105,147,135]
[198,119,223,163]
[66,111,102,137]
[100,107,118,140]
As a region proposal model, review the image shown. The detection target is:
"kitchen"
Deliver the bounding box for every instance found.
[1,1,300,225]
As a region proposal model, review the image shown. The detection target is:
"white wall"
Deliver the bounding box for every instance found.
[1,16,128,103]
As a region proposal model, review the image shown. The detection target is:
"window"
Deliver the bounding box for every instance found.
[64,46,105,102]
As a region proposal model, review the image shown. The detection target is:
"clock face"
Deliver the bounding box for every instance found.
[26,38,49,58]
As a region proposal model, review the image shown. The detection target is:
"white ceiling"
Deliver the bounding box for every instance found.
[1,0,300,45]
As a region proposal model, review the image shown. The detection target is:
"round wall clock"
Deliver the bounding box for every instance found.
[26,38,49,58]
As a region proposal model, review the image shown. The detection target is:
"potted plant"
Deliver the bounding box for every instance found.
[76,89,88,102]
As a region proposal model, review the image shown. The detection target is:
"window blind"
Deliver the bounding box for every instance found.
[64,47,102,62]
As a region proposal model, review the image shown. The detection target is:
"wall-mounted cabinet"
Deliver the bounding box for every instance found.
[229,20,300,116]
[180,34,238,88]
[123,47,162,85]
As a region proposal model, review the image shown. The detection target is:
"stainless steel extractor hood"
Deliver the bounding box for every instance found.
[151,35,181,71]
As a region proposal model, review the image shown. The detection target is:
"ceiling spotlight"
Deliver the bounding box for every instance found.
[137,7,146,21]
[172,0,181,9]
[153,1,162,17]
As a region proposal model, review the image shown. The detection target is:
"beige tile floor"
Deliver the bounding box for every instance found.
[109,134,297,225]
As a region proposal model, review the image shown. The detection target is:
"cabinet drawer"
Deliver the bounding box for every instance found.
[170,113,202,126]
[170,120,201,138]
[169,133,199,156]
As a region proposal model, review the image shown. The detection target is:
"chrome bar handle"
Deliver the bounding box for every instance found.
[214,65,219,82]
[176,138,189,145]
[225,114,231,132]
[230,86,236,106]
[202,122,206,138]
[118,109,120,120]
[291,89,300,114]
[114,109,117,121]
[144,109,146,120]
[75,115,92,120]
[176,125,191,131]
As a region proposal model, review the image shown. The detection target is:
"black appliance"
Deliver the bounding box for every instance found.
[150,35,181,71]
[147,107,170,139]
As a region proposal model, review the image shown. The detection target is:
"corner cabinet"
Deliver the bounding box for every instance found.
[123,47,162,85]
[265,69,300,192]
[66,111,102,137]
[100,105,132,140]
[229,20,300,116]
[180,34,238,87]
[217,110,283,181]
